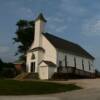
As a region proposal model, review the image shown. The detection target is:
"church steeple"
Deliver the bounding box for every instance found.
[33,13,46,47]
[35,13,47,22]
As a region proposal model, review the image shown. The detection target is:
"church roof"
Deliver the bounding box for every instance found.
[43,33,95,59]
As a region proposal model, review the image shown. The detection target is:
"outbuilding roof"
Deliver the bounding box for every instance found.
[39,60,56,67]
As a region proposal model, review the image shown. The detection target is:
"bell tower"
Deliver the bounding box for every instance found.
[34,13,47,47]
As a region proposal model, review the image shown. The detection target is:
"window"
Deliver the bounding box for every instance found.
[65,56,67,67]
[59,61,62,67]
[74,57,76,68]
[88,61,91,70]
[82,59,84,70]
[31,53,35,59]
[58,60,62,73]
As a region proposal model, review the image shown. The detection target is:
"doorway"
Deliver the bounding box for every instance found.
[31,62,35,72]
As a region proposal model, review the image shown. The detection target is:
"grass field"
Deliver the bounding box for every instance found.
[0,80,81,95]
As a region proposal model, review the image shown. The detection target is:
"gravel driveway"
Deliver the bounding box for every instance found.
[1,79,100,100]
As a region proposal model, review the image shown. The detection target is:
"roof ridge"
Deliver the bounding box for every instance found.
[43,32,78,46]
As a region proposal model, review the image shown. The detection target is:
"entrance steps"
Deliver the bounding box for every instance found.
[14,72,39,80]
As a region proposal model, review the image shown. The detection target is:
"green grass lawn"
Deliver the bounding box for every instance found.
[0,80,81,95]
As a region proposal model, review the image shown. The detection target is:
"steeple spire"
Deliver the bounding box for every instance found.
[35,13,47,22]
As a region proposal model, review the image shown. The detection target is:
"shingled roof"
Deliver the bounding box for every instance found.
[43,33,94,59]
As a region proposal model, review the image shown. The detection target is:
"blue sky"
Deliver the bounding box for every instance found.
[0,0,100,70]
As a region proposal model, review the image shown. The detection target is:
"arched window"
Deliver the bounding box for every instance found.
[31,53,35,59]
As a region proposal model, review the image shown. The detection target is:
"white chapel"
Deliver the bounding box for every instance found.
[26,13,95,80]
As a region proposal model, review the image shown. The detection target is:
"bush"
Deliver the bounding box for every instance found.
[51,72,68,80]
[0,59,17,78]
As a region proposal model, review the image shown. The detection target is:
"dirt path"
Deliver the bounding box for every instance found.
[50,78,100,89]
[50,78,100,100]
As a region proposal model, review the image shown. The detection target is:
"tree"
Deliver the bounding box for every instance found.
[0,59,3,64]
[13,19,35,59]
[0,59,4,71]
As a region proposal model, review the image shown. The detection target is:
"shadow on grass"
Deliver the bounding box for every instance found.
[0,80,82,95]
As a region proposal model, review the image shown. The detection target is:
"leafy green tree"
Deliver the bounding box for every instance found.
[13,19,35,59]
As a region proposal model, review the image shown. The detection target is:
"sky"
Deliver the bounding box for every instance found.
[0,0,100,70]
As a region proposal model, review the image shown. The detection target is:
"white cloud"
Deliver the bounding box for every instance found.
[55,25,67,33]
[46,16,66,33]
[81,16,100,36]
[5,0,19,6]
[47,16,64,23]
[61,0,87,16]
[0,46,9,53]
[4,1,34,19]
[17,7,33,19]
[60,0,100,36]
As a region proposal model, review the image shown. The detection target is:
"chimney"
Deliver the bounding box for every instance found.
[34,13,47,47]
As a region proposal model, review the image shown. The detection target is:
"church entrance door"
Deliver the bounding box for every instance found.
[31,62,35,72]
